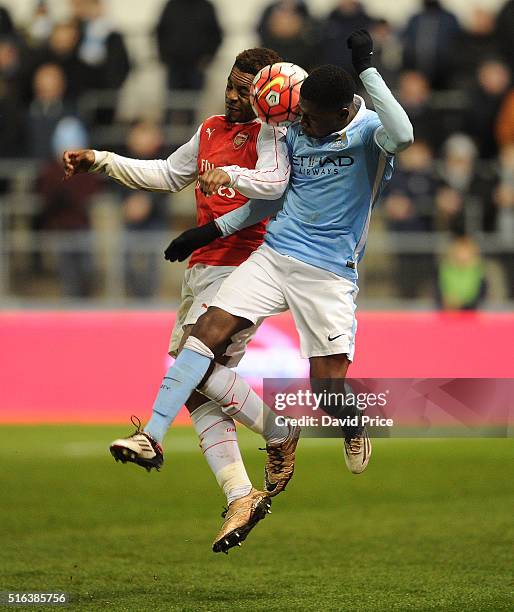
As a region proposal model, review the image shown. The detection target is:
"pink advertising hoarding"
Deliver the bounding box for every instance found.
[0,311,513,423]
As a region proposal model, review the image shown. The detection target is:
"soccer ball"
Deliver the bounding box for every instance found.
[250,62,309,127]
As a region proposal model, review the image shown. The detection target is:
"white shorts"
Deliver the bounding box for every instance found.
[211,244,358,360]
[169,263,260,367]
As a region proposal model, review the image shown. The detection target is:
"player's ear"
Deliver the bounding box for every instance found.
[337,107,350,121]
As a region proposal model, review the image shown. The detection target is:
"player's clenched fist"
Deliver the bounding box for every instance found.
[199,168,231,196]
[164,221,221,262]
[347,29,374,75]
[62,149,95,179]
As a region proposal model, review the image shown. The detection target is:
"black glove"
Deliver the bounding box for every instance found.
[164,221,221,262]
[347,29,374,75]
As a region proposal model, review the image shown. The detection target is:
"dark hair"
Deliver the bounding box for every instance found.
[234,48,283,76]
[300,64,356,110]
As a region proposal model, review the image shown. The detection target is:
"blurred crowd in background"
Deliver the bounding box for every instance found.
[0,0,513,308]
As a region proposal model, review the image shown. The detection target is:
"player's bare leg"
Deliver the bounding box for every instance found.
[188,307,250,360]
[310,354,371,474]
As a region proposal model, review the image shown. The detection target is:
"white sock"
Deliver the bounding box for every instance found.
[200,364,289,444]
[190,400,252,504]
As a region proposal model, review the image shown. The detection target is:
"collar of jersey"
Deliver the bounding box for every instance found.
[220,114,260,126]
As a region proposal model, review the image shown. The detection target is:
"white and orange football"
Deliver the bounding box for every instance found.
[250,62,309,127]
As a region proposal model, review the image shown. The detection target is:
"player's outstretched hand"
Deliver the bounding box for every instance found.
[199,168,231,196]
[164,221,222,262]
[62,149,95,179]
[347,29,374,75]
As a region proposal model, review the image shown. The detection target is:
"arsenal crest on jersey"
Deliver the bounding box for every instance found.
[233,132,249,150]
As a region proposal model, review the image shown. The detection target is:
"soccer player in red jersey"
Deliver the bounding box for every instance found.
[63,49,297,552]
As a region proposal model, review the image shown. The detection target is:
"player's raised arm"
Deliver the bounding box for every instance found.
[164,196,285,262]
[347,29,414,154]
[63,126,202,192]
[199,124,290,200]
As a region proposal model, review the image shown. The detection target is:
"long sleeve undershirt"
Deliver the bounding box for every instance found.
[360,67,414,154]
[89,121,290,201]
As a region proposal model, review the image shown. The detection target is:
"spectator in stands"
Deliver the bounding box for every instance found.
[452,8,498,89]
[384,140,436,233]
[26,63,72,159]
[0,74,23,158]
[434,186,464,233]
[436,234,487,310]
[396,71,442,152]
[496,88,514,147]
[0,35,22,92]
[383,140,437,298]
[465,59,511,159]
[495,143,514,222]
[368,19,402,88]
[493,143,514,296]
[256,0,320,71]
[495,0,514,74]
[25,21,91,103]
[117,121,168,298]
[0,37,25,156]
[402,0,460,89]
[73,0,130,123]
[494,144,514,238]
[34,116,100,297]
[27,0,54,48]
[321,0,373,73]
[0,4,14,37]
[156,0,222,92]
[436,134,496,232]
[0,36,23,199]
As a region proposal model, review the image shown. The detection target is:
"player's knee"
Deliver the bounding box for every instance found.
[192,307,249,357]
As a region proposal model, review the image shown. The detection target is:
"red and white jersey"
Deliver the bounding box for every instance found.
[92,115,289,267]
[192,115,284,266]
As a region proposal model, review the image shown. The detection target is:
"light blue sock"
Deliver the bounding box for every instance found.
[145,348,212,443]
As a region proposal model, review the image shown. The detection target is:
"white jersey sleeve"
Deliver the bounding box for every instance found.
[90,126,201,192]
[359,67,414,154]
[215,195,285,237]
[220,124,290,200]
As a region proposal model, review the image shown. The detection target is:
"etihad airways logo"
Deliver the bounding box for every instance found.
[258,76,286,98]
[293,154,354,176]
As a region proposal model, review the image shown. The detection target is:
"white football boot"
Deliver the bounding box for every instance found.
[343,428,372,474]
[109,416,164,472]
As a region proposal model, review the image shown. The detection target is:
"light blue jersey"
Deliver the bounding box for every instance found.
[264,98,394,281]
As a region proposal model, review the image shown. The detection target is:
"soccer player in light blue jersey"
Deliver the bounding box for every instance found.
[111,30,414,553]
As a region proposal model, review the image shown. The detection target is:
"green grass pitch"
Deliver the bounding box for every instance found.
[1,426,513,611]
